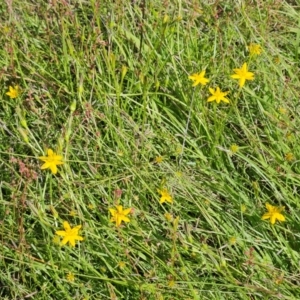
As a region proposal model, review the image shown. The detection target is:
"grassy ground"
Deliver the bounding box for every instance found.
[1,0,300,299]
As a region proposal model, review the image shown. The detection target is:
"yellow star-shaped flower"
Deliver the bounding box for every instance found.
[66,272,75,282]
[109,205,131,227]
[39,149,64,174]
[207,87,230,104]
[231,63,254,88]
[248,43,262,56]
[188,70,209,87]
[6,85,20,98]
[55,221,84,247]
[261,203,285,225]
[230,144,239,155]
[158,188,173,204]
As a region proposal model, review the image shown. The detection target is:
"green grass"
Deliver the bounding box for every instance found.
[1,1,300,299]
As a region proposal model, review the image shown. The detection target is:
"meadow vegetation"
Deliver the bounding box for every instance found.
[1,1,300,299]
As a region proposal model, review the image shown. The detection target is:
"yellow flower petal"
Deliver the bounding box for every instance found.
[73,225,82,231]
[63,221,71,231]
[50,164,58,174]
[239,78,246,88]
[261,213,270,220]
[122,208,132,216]
[270,215,277,225]
[55,230,67,237]
[275,213,285,222]
[47,149,54,156]
[265,203,272,211]
[61,236,71,245]
[121,216,130,223]
[109,208,116,215]
[40,162,50,170]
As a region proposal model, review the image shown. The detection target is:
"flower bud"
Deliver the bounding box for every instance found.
[18,127,29,143]
[70,100,76,112]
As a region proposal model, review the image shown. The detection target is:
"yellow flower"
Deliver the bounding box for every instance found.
[175,171,182,178]
[117,150,124,156]
[3,26,10,34]
[248,43,262,56]
[155,156,163,164]
[231,63,254,88]
[158,188,173,204]
[6,85,20,98]
[252,181,259,190]
[261,203,285,225]
[55,221,84,247]
[52,235,61,245]
[66,272,75,282]
[88,203,95,210]
[285,152,294,162]
[109,205,131,227]
[188,70,209,87]
[163,14,170,24]
[39,149,64,174]
[230,144,239,154]
[168,280,176,288]
[278,107,287,115]
[118,261,126,269]
[207,87,230,104]
[164,212,173,222]
[274,273,284,285]
[175,146,182,155]
[274,56,280,64]
[240,204,247,213]
[69,210,77,217]
[229,236,237,245]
